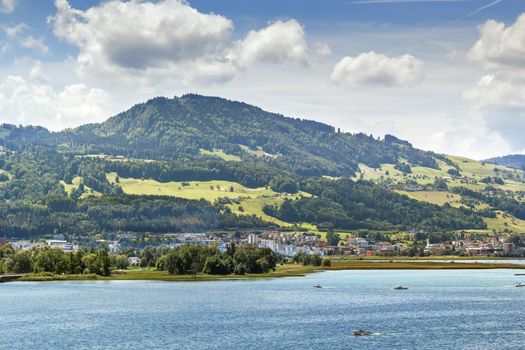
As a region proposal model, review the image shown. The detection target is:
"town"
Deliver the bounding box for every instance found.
[4,229,524,262]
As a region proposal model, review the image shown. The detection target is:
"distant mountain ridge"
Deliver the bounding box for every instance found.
[486,154,525,170]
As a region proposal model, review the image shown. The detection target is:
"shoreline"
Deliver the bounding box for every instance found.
[10,260,525,283]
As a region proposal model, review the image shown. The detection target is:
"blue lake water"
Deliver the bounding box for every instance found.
[2,270,524,350]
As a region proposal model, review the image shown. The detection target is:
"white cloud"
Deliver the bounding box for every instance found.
[464,13,525,153]
[4,23,26,38]
[2,23,49,54]
[313,42,332,56]
[464,74,525,109]
[230,20,308,67]
[50,1,311,85]
[0,75,111,130]
[331,51,423,87]
[29,61,50,83]
[20,36,49,54]
[0,0,16,14]
[50,0,235,84]
[468,13,525,72]
[463,74,525,151]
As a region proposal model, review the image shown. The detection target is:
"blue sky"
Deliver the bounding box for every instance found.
[0,0,524,159]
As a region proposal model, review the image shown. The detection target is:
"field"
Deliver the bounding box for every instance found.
[107,172,275,201]
[396,190,462,207]
[238,144,278,158]
[357,155,525,193]
[199,148,241,162]
[484,211,525,233]
[60,176,101,198]
[226,195,318,232]
[107,172,317,230]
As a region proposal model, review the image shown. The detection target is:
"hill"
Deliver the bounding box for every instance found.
[1,94,445,177]
[486,155,525,171]
[0,94,524,240]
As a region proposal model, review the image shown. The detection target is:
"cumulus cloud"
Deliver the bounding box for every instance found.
[50,0,234,84]
[0,0,16,14]
[0,75,111,130]
[464,74,525,109]
[468,13,525,72]
[330,51,423,87]
[463,74,525,151]
[230,20,308,67]
[50,0,310,85]
[464,13,525,152]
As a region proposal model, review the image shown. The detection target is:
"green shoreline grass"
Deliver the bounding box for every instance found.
[14,261,525,282]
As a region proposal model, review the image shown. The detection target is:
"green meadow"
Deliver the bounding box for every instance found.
[106,172,275,201]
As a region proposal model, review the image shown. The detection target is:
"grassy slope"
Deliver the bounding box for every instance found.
[107,172,274,201]
[107,172,318,231]
[356,155,525,234]
[396,190,463,207]
[238,145,278,158]
[484,211,525,233]
[60,176,101,199]
[199,148,241,162]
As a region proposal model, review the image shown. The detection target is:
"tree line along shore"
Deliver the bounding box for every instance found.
[1,242,523,283]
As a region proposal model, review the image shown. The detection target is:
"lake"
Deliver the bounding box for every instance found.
[2,270,524,349]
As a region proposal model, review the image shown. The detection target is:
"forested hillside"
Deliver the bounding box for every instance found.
[0,94,523,239]
[1,94,445,177]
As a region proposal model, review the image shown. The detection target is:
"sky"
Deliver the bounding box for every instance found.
[0,0,524,159]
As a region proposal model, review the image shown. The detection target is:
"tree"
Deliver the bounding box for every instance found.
[202,255,229,275]
[326,231,340,246]
[114,255,129,270]
[7,250,33,273]
[34,247,68,274]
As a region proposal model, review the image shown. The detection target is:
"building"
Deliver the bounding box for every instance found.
[46,240,77,252]
[247,234,257,245]
[424,239,449,255]
[128,257,141,266]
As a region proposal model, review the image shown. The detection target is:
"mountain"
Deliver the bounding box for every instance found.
[1,94,444,177]
[486,155,525,171]
[0,94,524,240]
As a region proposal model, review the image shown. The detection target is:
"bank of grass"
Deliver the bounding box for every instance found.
[15,260,525,282]
[17,264,318,282]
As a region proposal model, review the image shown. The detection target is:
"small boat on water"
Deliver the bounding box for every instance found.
[313,284,322,288]
[353,330,372,336]
[514,273,525,276]
[514,282,525,287]
[394,285,408,290]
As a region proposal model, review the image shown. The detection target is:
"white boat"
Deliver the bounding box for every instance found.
[313,284,322,289]
[514,282,525,287]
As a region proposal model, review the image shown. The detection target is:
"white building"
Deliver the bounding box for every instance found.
[247,234,258,245]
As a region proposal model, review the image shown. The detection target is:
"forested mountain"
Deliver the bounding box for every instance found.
[486,155,525,170]
[0,94,522,239]
[1,94,445,177]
